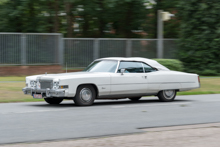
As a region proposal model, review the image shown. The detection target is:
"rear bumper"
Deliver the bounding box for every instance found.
[22,87,66,98]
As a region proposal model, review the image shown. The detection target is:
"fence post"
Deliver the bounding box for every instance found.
[93,39,100,60]
[21,34,26,65]
[157,10,164,58]
[59,34,64,65]
[126,39,132,57]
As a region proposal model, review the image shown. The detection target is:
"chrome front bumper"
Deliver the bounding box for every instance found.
[22,87,65,98]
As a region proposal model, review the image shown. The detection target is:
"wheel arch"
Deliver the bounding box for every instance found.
[76,83,99,98]
[157,89,179,95]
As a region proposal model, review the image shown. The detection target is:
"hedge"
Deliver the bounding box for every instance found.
[153,59,220,75]
[153,59,184,72]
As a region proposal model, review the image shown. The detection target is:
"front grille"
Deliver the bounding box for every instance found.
[40,80,52,89]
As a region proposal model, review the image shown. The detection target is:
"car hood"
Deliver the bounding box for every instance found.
[26,72,110,81]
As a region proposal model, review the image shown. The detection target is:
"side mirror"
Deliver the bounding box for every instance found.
[120,68,125,75]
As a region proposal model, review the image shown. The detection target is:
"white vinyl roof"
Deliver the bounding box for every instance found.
[96,57,170,71]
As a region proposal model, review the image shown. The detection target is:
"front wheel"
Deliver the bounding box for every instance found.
[74,85,96,106]
[44,98,63,104]
[157,90,176,102]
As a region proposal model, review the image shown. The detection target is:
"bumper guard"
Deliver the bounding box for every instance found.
[22,87,65,98]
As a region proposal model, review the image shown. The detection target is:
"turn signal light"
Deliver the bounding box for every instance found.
[59,85,69,89]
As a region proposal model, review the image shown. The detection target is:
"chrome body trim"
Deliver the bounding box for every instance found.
[97,93,158,99]
[115,60,120,73]
[22,87,65,98]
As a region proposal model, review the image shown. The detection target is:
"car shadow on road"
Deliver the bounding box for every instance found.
[29,99,193,108]
[94,99,191,105]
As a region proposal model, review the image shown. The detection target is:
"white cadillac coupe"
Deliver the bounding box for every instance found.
[22,57,200,106]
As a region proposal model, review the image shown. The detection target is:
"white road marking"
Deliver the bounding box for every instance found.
[144,102,192,107]
[0,102,194,114]
[111,102,192,109]
[111,106,126,108]
[0,109,69,115]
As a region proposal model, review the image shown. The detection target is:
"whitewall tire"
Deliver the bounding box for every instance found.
[158,90,176,102]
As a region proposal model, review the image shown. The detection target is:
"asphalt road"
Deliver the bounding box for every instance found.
[1,94,220,145]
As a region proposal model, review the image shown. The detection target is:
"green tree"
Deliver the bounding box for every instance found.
[64,0,75,37]
[0,0,49,32]
[111,0,148,38]
[0,0,155,38]
[177,0,220,75]
[75,0,115,37]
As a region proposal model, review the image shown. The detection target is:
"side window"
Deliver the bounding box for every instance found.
[142,63,156,73]
[118,61,144,73]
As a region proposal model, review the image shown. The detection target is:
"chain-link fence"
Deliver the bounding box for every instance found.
[0,33,177,68]
[63,38,177,68]
[0,33,63,65]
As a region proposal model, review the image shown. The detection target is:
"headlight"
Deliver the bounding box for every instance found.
[53,81,59,89]
[30,81,37,87]
[37,82,41,89]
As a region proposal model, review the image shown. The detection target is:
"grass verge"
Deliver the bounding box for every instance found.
[177,78,220,95]
[0,77,219,103]
[0,82,44,103]
[177,77,220,95]
[0,76,26,81]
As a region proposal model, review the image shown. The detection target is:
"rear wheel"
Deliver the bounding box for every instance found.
[129,97,141,101]
[158,90,176,102]
[44,98,63,104]
[74,85,96,106]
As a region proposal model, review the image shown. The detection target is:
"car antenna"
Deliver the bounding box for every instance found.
[66,62,67,73]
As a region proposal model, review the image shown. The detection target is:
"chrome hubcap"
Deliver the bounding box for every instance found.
[80,88,92,102]
[163,90,175,99]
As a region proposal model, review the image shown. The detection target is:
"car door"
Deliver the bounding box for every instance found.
[110,61,148,95]
[141,62,159,93]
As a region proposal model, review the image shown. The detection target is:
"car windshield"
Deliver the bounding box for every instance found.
[84,60,118,73]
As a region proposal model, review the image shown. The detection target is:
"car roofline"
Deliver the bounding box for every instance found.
[95,57,170,71]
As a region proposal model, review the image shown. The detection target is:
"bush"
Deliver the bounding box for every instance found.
[154,59,219,76]
[153,59,184,71]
